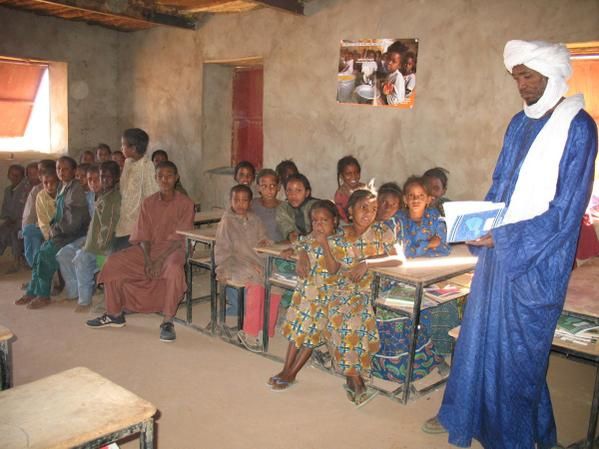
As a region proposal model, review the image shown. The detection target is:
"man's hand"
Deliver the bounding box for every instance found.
[467,234,494,248]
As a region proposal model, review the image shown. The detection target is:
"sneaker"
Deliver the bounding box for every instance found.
[86,313,126,328]
[160,321,176,342]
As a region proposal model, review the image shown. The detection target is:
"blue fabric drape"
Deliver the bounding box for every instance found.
[438,109,598,449]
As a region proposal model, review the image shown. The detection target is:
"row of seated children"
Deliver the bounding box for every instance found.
[212,155,455,405]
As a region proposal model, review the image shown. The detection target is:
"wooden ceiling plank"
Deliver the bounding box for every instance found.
[250,0,303,15]
[32,0,198,29]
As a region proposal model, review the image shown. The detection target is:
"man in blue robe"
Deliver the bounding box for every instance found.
[423,40,598,448]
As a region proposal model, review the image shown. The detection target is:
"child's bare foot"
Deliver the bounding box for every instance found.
[15,295,34,305]
[27,297,51,309]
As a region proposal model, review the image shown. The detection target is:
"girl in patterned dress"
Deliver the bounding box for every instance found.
[322,189,402,406]
[269,200,340,391]
[395,176,450,258]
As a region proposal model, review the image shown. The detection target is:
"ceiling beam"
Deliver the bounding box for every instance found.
[34,0,198,29]
[251,0,304,15]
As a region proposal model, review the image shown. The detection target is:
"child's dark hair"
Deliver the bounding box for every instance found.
[423,167,450,190]
[39,159,56,175]
[347,188,377,215]
[230,183,253,200]
[122,128,149,156]
[78,163,90,173]
[234,161,256,180]
[256,168,279,185]
[8,164,25,177]
[58,156,77,170]
[86,164,100,175]
[403,175,431,196]
[387,40,408,56]
[156,160,178,175]
[337,155,361,187]
[284,173,312,194]
[275,160,298,181]
[79,150,94,163]
[96,143,111,154]
[309,199,340,228]
[100,160,121,180]
[378,182,402,201]
[26,162,38,173]
[151,149,168,162]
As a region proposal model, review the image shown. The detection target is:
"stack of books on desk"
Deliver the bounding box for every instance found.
[424,284,470,303]
[554,315,599,345]
[271,272,298,288]
[378,284,438,312]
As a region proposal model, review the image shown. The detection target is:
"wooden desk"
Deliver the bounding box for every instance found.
[176,228,217,331]
[0,367,156,449]
[193,209,224,227]
[552,259,599,449]
[255,243,294,352]
[371,244,477,404]
[0,325,13,390]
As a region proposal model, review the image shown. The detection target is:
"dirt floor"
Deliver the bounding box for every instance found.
[1,264,596,449]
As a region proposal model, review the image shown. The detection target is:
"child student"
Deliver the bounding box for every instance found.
[334,155,365,222]
[214,184,281,350]
[251,168,282,242]
[55,164,102,307]
[381,43,406,105]
[403,51,417,97]
[72,160,121,312]
[16,157,90,309]
[79,150,95,165]
[75,163,90,192]
[151,149,188,196]
[423,167,451,216]
[111,151,126,172]
[376,182,403,238]
[397,176,450,258]
[323,189,402,406]
[269,200,340,390]
[234,160,256,186]
[0,164,29,269]
[275,159,299,194]
[276,173,318,243]
[113,128,159,252]
[87,161,194,342]
[22,160,56,267]
[95,144,112,162]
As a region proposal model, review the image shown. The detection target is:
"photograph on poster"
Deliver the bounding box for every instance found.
[337,38,418,109]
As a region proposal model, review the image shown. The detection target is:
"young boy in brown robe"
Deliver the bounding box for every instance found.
[86,161,194,342]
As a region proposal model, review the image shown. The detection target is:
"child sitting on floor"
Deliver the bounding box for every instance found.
[215,184,281,350]
[276,173,318,243]
[251,168,282,242]
[72,160,121,312]
[423,167,451,216]
[396,176,450,258]
[0,164,30,270]
[16,156,90,309]
[269,200,340,390]
[323,189,402,406]
[334,155,365,222]
[87,161,194,342]
[376,182,403,239]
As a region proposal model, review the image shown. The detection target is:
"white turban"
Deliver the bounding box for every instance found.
[503,40,572,118]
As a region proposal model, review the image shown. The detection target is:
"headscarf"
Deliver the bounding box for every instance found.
[503,40,572,118]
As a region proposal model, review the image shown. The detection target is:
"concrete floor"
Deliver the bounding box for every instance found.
[1,265,596,449]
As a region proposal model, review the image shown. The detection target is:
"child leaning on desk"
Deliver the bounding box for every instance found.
[322,188,402,407]
[214,184,281,351]
[268,200,340,391]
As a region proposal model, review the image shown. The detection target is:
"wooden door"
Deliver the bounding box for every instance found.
[231,66,263,169]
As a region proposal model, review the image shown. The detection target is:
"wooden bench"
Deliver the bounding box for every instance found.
[0,366,157,448]
[0,324,13,390]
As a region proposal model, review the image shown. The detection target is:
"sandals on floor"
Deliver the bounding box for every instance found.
[266,375,281,386]
[271,378,296,392]
[353,387,379,408]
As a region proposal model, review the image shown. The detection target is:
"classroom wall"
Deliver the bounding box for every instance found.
[115,0,599,208]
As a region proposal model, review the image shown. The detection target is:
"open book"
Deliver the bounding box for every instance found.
[443,201,506,243]
[554,315,599,345]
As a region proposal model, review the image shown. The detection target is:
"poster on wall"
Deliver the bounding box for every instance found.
[337,38,418,109]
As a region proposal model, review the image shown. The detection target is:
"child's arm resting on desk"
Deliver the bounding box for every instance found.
[348,243,402,282]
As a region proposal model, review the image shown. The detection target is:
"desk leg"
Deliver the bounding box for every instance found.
[140,419,154,449]
[262,255,273,353]
[402,283,423,404]
[210,242,217,334]
[185,237,193,324]
[0,340,10,390]
[586,365,599,449]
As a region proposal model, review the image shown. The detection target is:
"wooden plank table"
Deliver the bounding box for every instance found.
[371,243,478,404]
[193,209,224,227]
[0,325,13,390]
[0,367,156,449]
